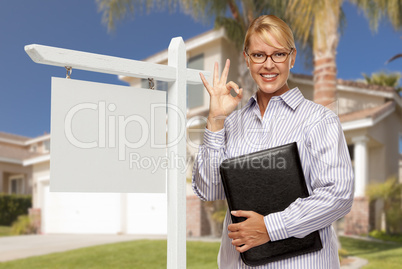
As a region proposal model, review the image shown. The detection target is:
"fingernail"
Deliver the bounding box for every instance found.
[231,211,237,215]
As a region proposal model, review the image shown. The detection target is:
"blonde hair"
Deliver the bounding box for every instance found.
[243,15,295,52]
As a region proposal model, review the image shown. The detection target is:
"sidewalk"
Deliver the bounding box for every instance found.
[0,234,165,262]
[341,256,368,269]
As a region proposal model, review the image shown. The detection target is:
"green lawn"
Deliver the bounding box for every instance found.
[340,236,402,269]
[0,226,11,237]
[0,240,220,269]
[1,236,401,268]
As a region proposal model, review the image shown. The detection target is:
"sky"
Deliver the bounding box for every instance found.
[0,1,401,138]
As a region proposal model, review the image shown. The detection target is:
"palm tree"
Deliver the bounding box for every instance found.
[363,71,401,87]
[95,0,402,246]
[386,53,402,64]
[95,0,298,103]
[286,0,402,106]
[96,0,401,107]
[362,71,402,93]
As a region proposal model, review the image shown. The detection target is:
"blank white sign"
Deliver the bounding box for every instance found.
[50,78,167,193]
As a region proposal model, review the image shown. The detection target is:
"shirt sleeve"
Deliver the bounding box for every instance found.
[264,116,354,241]
[191,127,227,201]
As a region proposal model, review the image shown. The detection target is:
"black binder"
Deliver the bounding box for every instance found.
[219,142,322,266]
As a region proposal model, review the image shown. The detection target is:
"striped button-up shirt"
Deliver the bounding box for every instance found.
[192,87,354,269]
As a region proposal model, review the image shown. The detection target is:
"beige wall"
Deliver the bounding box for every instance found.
[0,162,32,195]
[368,112,401,181]
[288,80,314,101]
[338,91,385,115]
[32,161,50,208]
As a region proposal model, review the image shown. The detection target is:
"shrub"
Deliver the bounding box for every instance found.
[366,177,402,234]
[369,230,402,244]
[0,194,32,226]
[338,248,349,262]
[11,215,38,235]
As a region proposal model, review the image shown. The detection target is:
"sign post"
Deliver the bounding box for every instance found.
[25,37,209,269]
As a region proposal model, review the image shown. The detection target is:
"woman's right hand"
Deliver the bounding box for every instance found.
[200,59,243,132]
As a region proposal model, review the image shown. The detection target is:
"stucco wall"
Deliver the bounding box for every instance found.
[368,112,401,182]
[288,79,314,101]
[338,91,385,115]
[0,162,32,195]
[32,160,50,208]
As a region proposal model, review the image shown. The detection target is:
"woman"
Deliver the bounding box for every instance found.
[192,15,354,268]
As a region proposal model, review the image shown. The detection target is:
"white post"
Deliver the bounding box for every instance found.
[25,40,210,269]
[352,136,369,197]
[167,37,187,269]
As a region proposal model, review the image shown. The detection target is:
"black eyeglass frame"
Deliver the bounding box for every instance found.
[245,48,294,64]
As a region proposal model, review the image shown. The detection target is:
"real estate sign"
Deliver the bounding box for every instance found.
[50,78,167,193]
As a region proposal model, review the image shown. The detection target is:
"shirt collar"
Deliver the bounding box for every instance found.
[247,87,304,111]
[280,87,304,110]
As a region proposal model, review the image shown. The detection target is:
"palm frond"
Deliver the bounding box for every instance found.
[214,17,245,49]
[362,71,401,87]
[96,0,178,31]
[350,0,402,32]
[386,53,402,64]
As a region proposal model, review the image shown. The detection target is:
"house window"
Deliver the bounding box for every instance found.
[9,175,24,194]
[30,145,37,152]
[43,139,50,152]
[187,54,204,109]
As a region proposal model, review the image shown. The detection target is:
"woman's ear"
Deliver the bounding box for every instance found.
[243,51,250,68]
[290,48,297,69]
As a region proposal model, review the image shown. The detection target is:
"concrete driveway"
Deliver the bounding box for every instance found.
[0,234,166,262]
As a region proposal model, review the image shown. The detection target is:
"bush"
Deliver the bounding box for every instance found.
[11,215,38,235]
[0,194,32,226]
[366,177,402,234]
[369,230,402,244]
[338,248,349,262]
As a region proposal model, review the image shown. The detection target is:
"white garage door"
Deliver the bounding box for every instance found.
[42,183,120,234]
[41,182,167,235]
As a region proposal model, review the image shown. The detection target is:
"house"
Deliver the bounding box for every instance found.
[0,129,169,234]
[3,28,400,236]
[122,28,402,236]
[0,132,49,196]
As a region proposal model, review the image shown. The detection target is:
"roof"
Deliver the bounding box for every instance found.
[0,131,50,146]
[340,101,396,131]
[0,131,30,144]
[291,73,396,95]
[0,143,44,164]
[0,132,50,165]
[339,101,395,123]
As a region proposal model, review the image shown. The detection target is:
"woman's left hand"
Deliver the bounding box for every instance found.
[227,210,271,253]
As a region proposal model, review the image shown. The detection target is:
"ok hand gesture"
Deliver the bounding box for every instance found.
[200,59,243,132]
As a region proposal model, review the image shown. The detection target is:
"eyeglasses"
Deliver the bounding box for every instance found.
[245,48,294,64]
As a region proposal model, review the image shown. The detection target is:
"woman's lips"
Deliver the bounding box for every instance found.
[260,73,278,82]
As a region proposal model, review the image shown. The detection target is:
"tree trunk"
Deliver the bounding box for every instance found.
[312,1,342,248]
[312,1,339,109]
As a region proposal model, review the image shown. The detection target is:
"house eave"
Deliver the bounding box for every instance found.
[0,156,23,165]
[289,74,397,100]
[0,134,50,146]
[341,104,395,131]
[132,28,225,65]
[337,84,394,99]
[23,154,50,166]
[25,134,51,145]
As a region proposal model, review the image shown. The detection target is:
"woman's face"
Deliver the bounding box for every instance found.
[244,32,296,97]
